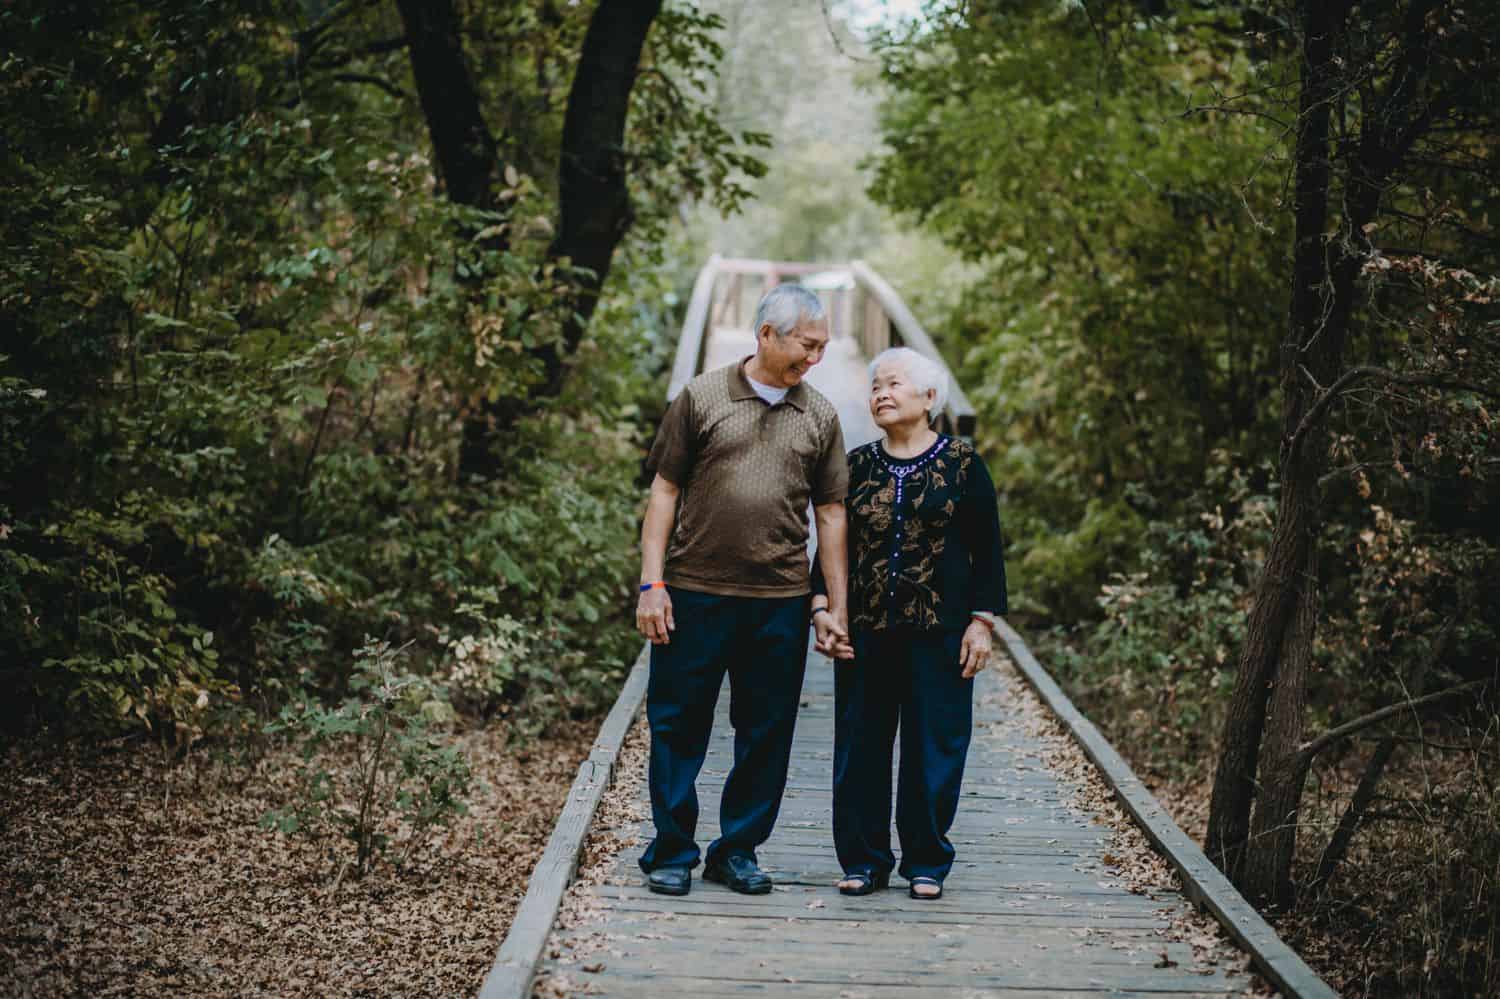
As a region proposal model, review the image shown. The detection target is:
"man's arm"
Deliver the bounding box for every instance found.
[812,501,851,657]
[637,474,680,644]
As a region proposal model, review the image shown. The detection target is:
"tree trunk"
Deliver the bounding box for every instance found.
[393,0,511,478]
[1310,734,1398,893]
[393,0,499,212]
[1240,539,1317,906]
[1204,0,1348,881]
[1205,0,1437,893]
[538,0,665,398]
[397,0,663,478]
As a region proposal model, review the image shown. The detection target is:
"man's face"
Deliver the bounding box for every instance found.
[756,319,829,388]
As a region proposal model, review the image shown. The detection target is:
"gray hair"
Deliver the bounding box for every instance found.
[754,284,827,337]
[870,346,950,426]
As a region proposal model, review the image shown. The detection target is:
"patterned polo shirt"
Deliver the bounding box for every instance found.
[647,358,849,598]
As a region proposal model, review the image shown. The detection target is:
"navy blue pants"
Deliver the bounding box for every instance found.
[833,627,974,882]
[638,586,810,873]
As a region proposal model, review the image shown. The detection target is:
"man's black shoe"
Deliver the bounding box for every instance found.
[646,865,692,896]
[703,855,773,894]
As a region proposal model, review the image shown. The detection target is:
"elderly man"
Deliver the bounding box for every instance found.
[635,284,850,896]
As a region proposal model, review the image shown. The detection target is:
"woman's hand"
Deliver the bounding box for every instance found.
[814,607,855,660]
[959,618,993,678]
[637,587,675,644]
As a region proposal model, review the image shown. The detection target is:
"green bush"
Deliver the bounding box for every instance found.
[1040,467,1275,779]
[1017,498,1147,621]
[262,638,472,878]
[0,1,674,739]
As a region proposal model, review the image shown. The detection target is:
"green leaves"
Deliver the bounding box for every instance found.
[0,0,723,741]
[868,2,1289,621]
[260,639,474,878]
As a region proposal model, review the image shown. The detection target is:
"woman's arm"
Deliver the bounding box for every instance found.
[963,451,1008,617]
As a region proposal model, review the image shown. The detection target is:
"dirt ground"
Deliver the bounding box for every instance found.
[0,719,594,998]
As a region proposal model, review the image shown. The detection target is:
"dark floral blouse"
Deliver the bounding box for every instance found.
[815,435,1007,633]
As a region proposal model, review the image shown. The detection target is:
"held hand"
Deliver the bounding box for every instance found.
[812,611,840,656]
[813,608,856,661]
[959,618,993,679]
[636,587,675,645]
[830,607,854,660]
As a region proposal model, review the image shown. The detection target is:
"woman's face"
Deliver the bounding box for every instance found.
[870,360,934,431]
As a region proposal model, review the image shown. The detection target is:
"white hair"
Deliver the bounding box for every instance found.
[754,284,826,337]
[870,346,950,426]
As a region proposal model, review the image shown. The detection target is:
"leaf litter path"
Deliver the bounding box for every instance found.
[534,650,1267,998]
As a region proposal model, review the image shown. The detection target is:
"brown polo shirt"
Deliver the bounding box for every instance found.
[647,358,849,598]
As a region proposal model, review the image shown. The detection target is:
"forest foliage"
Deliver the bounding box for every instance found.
[864,2,1497,993]
[5,0,1500,993]
[0,0,760,742]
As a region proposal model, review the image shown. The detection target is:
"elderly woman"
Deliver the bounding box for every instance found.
[811,347,1007,900]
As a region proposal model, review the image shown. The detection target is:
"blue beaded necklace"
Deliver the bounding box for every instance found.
[875,434,948,604]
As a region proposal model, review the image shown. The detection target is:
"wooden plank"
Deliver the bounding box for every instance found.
[995,619,1336,999]
[582,911,1186,939]
[532,975,1173,999]
[595,898,1175,925]
[477,644,651,999]
[551,955,1233,988]
[554,934,1201,965]
[533,968,1244,995]
[593,879,1174,909]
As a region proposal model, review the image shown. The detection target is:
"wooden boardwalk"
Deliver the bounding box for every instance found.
[527,319,1258,997]
[483,268,1335,997]
[535,652,1256,997]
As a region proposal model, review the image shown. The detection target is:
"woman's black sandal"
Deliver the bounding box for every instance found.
[838,871,889,896]
[908,876,943,900]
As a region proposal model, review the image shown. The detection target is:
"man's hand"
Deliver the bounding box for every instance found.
[637,587,675,644]
[959,617,993,679]
[636,474,679,645]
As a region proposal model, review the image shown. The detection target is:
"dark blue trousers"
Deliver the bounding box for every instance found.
[833,627,973,882]
[638,586,810,873]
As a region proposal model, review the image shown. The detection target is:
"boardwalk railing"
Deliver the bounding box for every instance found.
[668,255,977,437]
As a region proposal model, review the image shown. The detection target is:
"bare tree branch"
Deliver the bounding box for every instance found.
[1288,365,1500,454]
[1296,680,1487,766]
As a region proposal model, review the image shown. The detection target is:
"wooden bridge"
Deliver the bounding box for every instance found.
[480,259,1335,998]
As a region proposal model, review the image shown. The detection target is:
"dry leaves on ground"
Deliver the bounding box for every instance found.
[0,718,594,998]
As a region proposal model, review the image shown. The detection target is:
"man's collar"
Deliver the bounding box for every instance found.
[730,356,807,411]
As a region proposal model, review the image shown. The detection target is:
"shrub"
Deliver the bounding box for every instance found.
[262,638,472,878]
[1040,469,1276,780]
